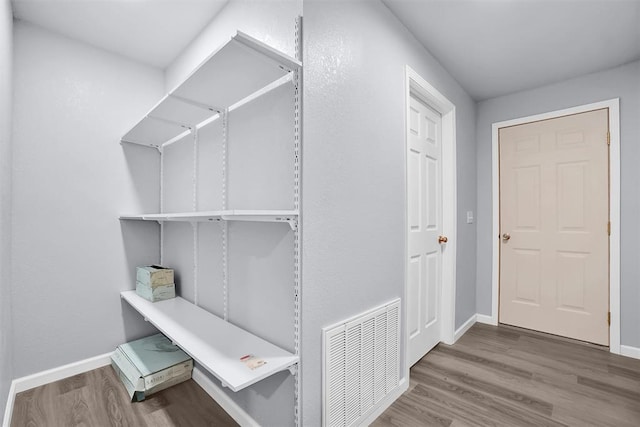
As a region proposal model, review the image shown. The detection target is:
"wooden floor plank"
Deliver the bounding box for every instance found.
[11,366,238,427]
[433,345,533,379]
[375,323,640,427]
[427,350,636,426]
[413,362,558,423]
[371,393,453,427]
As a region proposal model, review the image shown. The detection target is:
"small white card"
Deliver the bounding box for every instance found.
[240,354,267,370]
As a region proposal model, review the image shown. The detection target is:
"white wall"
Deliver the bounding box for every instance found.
[11,22,165,377]
[303,1,477,425]
[0,0,14,408]
[476,60,640,347]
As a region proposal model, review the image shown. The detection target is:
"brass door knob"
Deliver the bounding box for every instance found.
[438,235,448,244]
[502,233,511,242]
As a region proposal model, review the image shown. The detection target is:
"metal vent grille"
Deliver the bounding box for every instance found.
[323,299,401,427]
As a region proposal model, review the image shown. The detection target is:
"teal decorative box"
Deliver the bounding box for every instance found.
[111,333,193,402]
[136,265,174,287]
[135,281,175,302]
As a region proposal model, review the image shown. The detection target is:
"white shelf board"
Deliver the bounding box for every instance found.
[120,210,298,226]
[121,116,188,149]
[222,210,298,225]
[121,291,298,392]
[120,211,224,222]
[173,31,300,110]
[121,31,301,148]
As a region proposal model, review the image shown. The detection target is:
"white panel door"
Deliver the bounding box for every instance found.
[407,95,443,366]
[499,108,609,345]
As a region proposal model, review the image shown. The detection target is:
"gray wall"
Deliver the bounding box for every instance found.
[302,1,477,425]
[0,0,13,410]
[11,22,164,377]
[476,60,640,347]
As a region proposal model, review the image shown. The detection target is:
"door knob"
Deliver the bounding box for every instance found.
[502,233,511,242]
[438,235,448,244]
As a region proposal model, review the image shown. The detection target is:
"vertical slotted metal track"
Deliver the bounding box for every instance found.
[159,146,165,265]
[293,15,303,427]
[221,110,229,321]
[192,128,199,305]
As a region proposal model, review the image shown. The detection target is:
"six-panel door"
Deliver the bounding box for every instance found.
[407,95,443,366]
[499,109,609,345]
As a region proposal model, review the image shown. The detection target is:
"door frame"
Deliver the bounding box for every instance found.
[404,65,457,376]
[489,99,621,354]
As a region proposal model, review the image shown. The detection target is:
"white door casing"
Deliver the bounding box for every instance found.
[407,95,443,366]
[499,109,609,345]
[489,99,621,354]
[404,66,457,374]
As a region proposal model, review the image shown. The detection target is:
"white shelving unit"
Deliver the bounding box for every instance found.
[119,23,302,425]
[121,31,301,149]
[120,291,299,392]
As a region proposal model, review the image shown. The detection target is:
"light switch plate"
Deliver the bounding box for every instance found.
[466,211,474,224]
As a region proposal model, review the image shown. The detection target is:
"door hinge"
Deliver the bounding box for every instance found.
[607,221,611,236]
[608,312,611,326]
[607,132,610,145]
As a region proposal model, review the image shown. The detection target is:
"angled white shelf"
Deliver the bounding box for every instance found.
[120,211,224,222]
[120,210,298,228]
[120,291,298,392]
[222,210,298,228]
[121,31,302,148]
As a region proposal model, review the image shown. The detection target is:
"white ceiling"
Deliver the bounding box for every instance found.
[383,0,640,100]
[11,1,640,99]
[11,0,229,68]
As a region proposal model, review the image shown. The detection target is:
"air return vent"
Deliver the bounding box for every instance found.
[322,299,401,427]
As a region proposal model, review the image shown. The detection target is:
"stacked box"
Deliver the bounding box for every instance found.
[111,333,192,402]
[136,265,175,302]
[136,265,174,285]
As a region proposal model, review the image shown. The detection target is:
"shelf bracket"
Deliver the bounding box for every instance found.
[120,138,162,151]
[287,364,298,376]
[286,218,298,231]
[147,115,193,130]
[169,94,223,114]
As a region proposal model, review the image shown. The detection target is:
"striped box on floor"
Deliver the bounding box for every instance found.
[111,333,193,402]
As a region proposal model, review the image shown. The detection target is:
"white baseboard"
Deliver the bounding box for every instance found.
[192,367,258,427]
[475,314,496,325]
[11,352,113,394]
[2,382,16,427]
[3,352,113,427]
[620,345,640,360]
[453,314,476,342]
[359,378,408,426]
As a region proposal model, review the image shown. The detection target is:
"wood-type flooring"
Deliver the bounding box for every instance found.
[373,323,640,427]
[11,323,640,426]
[11,366,238,426]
